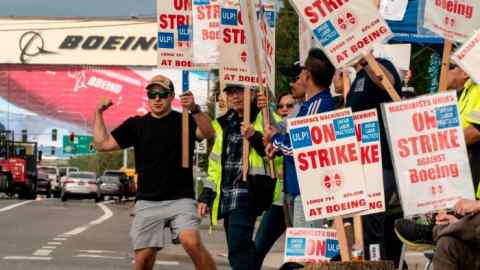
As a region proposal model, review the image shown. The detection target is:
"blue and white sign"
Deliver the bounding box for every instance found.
[284,228,339,263]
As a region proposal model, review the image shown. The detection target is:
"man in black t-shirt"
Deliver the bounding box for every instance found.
[346,57,402,263]
[93,74,217,270]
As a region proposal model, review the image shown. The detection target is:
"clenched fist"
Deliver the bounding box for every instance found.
[96,98,113,113]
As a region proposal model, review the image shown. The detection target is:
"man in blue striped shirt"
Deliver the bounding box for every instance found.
[263,48,337,227]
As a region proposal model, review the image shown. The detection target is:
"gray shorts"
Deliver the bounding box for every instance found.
[130,199,200,250]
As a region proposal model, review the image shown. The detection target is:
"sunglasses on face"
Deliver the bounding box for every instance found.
[278,103,294,109]
[449,64,458,70]
[147,90,171,99]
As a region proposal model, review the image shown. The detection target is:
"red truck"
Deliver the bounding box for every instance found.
[0,131,38,199]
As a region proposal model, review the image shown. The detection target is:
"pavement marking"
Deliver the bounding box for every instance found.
[77,250,117,254]
[155,261,180,266]
[3,256,52,260]
[62,202,113,236]
[76,254,125,259]
[0,201,33,212]
[33,249,53,256]
[47,242,62,245]
[130,260,180,266]
[53,237,68,241]
[42,246,57,249]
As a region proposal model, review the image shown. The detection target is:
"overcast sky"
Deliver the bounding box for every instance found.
[0,0,156,17]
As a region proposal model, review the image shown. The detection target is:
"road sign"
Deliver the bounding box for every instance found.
[63,135,95,154]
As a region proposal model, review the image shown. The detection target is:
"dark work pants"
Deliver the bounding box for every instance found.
[362,169,401,262]
[433,213,480,270]
[254,205,286,270]
[223,207,257,270]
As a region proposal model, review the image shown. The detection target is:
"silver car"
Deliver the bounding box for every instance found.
[61,171,100,202]
[97,175,123,201]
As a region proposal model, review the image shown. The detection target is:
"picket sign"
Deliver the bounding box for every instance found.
[452,30,480,84]
[382,92,476,217]
[241,0,276,179]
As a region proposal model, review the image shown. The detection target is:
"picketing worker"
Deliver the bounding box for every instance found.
[197,83,272,270]
[93,74,217,270]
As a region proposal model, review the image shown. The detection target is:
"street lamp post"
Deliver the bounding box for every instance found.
[57,110,88,132]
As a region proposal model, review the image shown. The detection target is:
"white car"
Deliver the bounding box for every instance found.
[61,171,100,202]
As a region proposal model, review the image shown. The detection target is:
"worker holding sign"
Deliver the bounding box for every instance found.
[345,56,402,261]
[197,84,271,270]
[92,74,216,270]
[262,48,337,228]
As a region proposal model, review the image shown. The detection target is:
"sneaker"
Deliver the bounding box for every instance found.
[394,219,435,250]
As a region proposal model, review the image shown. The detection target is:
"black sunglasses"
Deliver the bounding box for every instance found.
[278,103,294,109]
[448,63,458,70]
[147,90,171,99]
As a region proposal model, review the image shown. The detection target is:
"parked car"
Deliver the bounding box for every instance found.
[37,166,60,197]
[103,170,136,199]
[97,175,123,201]
[36,171,52,198]
[61,171,100,202]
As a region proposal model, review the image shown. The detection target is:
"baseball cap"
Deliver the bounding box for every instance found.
[145,74,174,92]
[279,60,304,79]
[223,83,245,93]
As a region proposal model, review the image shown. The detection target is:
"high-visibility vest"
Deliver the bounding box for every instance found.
[205,112,282,225]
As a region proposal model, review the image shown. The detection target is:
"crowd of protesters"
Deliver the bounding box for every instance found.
[93,47,480,270]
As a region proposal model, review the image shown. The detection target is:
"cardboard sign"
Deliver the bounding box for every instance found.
[288,108,368,220]
[289,0,392,68]
[284,228,339,263]
[353,109,385,216]
[157,0,204,69]
[192,0,220,65]
[219,0,275,87]
[424,0,480,43]
[258,12,276,92]
[452,30,480,84]
[382,92,476,216]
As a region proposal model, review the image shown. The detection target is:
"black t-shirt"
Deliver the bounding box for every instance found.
[111,111,197,201]
[346,58,402,170]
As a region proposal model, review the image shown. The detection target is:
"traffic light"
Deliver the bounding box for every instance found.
[21,129,27,142]
[52,129,57,141]
[69,132,75,143]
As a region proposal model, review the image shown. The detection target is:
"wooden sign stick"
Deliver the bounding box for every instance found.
[342,68,351,101]
[242,86,252,181]
[364,53,401,102]
[343,67,363,254]
[334,216,351,261]
[439,40,453,92]
[244,0,276,178]
[182,70,190,168]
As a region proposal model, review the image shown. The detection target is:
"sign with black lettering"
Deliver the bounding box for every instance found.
[0,19,158,65]
[382,91,475,216]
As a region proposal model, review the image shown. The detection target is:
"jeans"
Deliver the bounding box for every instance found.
[254,205,286,270]
[293,195,324,228]
[223,207,256,270]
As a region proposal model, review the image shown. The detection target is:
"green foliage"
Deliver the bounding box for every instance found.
[67,149,135,176]
[275,0,299,96]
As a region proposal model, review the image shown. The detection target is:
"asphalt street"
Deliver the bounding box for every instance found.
[0,197,428,270]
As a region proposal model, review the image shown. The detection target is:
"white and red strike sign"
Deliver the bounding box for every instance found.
[424,0,480,43]
[240,0,276,92]
[452,30,480,84]
[353,109,385,216]
[157,0,202,69]
[284,228,339,263]
[382,92,476,217]
[289,0,392,68]
[192,0,220,65]
[288,108,368,220]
